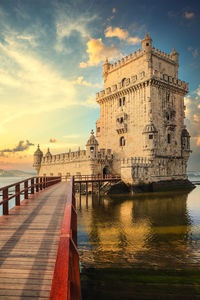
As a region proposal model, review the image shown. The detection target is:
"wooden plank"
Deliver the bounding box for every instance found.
[0,182,69,299]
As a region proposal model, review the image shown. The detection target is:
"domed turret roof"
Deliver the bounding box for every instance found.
[34,144,43,156]
[181,128,190,137]
[45,148,52,157]
[143,32,152,41]
[170,47,178,56]
[86,130,99,146]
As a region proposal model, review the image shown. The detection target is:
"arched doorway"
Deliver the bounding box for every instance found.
[103,166,110,178]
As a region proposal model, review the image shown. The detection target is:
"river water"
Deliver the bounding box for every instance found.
[77,178,200,299]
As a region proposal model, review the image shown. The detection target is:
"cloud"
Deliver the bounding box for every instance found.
[81,96,98,107]
[184,87,200,148]
[127,36,141,45]
[72,76,100,87]
[0,32,78,130]
[54,3,97,52]
[188,46,198,58]
[0,140,34,155]
[105,26,129,40]
[16,34,37,46]
[193,114,200,123]
[105,26,141,45]
[49,138,57,143]
[105,7,117,24]
[184,12,195,19]
[80,38,120,68]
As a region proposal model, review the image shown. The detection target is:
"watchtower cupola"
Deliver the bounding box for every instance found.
[142,32,152,53]
[33,145,43,174]
[142,122,158,156]
[103,57,110,82]
[86,129,99,158]
[45,148,52,162]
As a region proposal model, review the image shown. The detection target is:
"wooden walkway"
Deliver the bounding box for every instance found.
[0,182,69,299]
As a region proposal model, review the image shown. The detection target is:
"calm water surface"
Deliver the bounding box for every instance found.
[77,185,200,269]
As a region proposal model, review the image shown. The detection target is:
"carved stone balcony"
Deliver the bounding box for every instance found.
[116,122,127,134]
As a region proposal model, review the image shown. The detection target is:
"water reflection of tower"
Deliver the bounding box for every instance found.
[78,190,194,268]
[131,190,194,268]
[132,191,191,227]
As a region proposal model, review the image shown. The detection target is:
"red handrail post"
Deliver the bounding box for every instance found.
[42,177,45,189]
[69,239,81,299]
[71,207,77,246]
[40,177,43,190]
[36,177,39,192]
[3,187,8,215]
[31,178,34,194]
[15,183,20,206]
[24,180,28,199]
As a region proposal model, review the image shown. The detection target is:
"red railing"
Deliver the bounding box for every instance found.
[0,176,61,215]
[50,176,81,300]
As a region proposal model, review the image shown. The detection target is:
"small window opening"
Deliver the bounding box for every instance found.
[119,98,122,106]
[123,97,125,105]
[120,136,125,146]
[149,134,153,139]
[90,146,94,153]
[167,134,171,144]
[119,117,123,123]
[166,113,170,121]
[97,127,100,132]
[146,43,149,46]
[167,94,170,102]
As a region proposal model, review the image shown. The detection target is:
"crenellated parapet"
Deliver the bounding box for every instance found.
[41,149,87,165]
[121,157,153,167]
[96,73,188,102]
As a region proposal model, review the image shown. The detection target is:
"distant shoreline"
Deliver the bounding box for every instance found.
[0,169,36,178]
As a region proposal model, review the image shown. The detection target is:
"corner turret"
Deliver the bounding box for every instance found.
[33,145,43,175]
[45,148,52,162]
[170,47,179,65]
[142,122,158,156]
[86,129,99,158]
[103,58,111,82]
[142,32,152,53]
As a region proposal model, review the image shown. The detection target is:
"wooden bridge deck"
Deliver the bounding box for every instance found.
[0,182,69,300]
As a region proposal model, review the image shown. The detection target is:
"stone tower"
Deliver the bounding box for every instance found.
[96,33,191,186]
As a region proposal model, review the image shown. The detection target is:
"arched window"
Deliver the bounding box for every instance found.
[122,78,126,87]
[120,136,125,146]
[90,146,94,153]
[166,113,170,121]
[123,97,125,105]
[167,134,171,144]
[119,98,122,106]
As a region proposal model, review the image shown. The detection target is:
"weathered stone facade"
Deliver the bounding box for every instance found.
[33,33,191,189]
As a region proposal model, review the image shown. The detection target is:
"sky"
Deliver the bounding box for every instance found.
[0,0,199,172]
